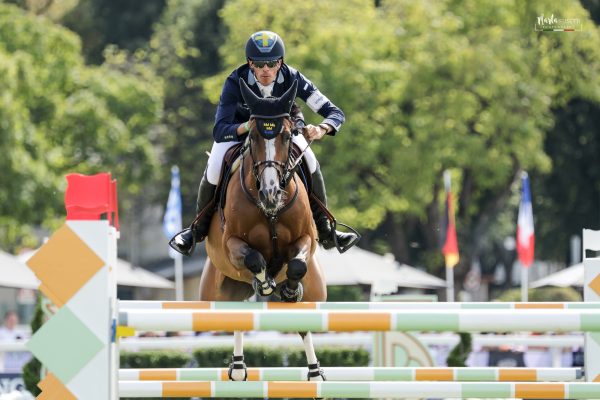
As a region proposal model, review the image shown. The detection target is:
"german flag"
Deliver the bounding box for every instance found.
[441,171,459,268]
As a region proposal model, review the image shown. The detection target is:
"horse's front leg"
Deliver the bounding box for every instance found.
[280,234,311,302]
[228,331,247,381]
[226,236,275,296]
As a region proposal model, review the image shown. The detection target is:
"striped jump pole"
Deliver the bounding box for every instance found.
[120,300,600,310]
[119,367,583,382]
[118,308,600,333]
[118,381,600,399]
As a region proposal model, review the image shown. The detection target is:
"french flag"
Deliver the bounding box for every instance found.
[517,172,535,267]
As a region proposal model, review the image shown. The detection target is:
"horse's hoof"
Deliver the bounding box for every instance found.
[307,362,326,381]
[280,281,303,302]
[252,276,276,296]
[228,355,247,381]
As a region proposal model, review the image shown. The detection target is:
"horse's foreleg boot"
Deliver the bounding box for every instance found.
[244,250,275,296]
[252,268,276,296]
[280,280,303,302]
[307,361,326,381]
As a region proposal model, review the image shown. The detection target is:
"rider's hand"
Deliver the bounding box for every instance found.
[303,124,327,141]
[237,120,254,136]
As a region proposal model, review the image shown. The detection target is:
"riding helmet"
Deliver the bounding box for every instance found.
[245,31,285,61]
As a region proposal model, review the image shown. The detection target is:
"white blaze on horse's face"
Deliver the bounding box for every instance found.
[259,138,283,210]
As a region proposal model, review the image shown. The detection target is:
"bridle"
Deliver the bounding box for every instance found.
[240,116,301,217]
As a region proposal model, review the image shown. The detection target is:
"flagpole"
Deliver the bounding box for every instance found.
[164,165,185,301]
[521,263,528,302]
[443,170,457,302]
[174,253,184,301]
[446,265,455,302]
[516,171,534,303]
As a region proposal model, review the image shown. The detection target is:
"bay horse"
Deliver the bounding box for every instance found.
[199,79,327,382]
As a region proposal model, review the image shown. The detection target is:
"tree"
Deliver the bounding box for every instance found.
[61,0,167,64]
[207,1,600,278]
[0,3,162,252]
[142,0,227,223]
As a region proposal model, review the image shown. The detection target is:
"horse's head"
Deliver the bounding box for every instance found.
[240,79,298,213]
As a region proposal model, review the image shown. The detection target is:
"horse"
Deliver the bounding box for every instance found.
[198,79,327,382]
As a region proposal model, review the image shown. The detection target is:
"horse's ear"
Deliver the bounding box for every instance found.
[239,78,260,111]
[280,79,298,114]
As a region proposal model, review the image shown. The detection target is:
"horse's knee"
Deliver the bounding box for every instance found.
[244,249,266,274]
[287,258,307,281]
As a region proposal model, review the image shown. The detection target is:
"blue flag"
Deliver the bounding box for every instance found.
[163,166,182,259]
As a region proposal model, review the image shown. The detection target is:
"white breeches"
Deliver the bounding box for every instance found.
[206,135,318,185]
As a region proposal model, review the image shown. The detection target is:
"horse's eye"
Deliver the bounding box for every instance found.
[283,132,291,142]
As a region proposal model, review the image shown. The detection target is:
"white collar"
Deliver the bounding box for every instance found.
[255,80,275,97]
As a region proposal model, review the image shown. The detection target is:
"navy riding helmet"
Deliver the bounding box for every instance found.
[245,31,285,61]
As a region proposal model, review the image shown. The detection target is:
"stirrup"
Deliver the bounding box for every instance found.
[168,228,196,257]
[331,221,361,254]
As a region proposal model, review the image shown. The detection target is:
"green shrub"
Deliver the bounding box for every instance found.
[494,287,582,302]
[446,332,472,367]
[120,350,192,368]
[22,295,44,396]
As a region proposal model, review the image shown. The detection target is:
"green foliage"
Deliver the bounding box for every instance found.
[193,346,282,368]
[61,0,167,64]
[206,0,600,272]
[534,99,600,260]
[0,3,162,252]
[192,345,369,368]
[494,286,582,302]
[2,0,600,275]
[446,332,472,367]
[138,0,227,222]
[22,295,44,396]
[326,285,367,302]
[120,350,192,368]
[287,347,370,367]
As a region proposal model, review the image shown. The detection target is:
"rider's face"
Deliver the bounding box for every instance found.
[249,59,282,86]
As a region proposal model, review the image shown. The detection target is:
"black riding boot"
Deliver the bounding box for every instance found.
[311,164,360,253]
[169,174,217,256]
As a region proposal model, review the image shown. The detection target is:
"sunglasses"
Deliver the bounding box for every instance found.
[252,59,280,68]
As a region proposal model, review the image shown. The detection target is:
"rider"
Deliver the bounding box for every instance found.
[170,30,359,256]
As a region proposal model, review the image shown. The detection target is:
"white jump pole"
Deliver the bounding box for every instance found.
[119,367,583,382]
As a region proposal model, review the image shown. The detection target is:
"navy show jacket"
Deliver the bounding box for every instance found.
[213,63,345,142]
